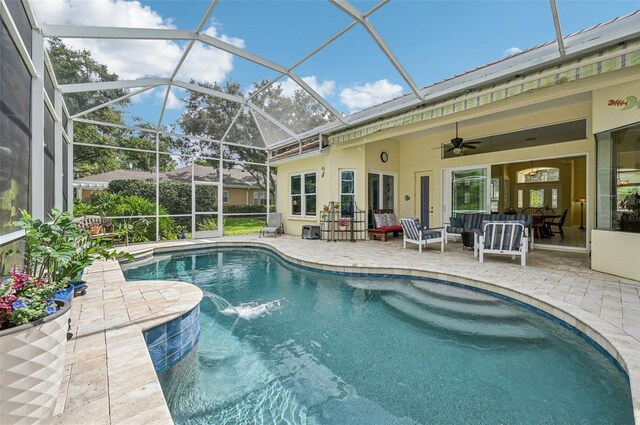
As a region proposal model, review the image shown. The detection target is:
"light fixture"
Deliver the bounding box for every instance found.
[617,178,629,186]
[528,161,537,177]
[575,196,586,230]
[453,147,462,155]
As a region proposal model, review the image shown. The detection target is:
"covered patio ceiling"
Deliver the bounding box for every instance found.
[35,0,578,152]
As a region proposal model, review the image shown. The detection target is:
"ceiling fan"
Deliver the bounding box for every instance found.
[446,122,481,154]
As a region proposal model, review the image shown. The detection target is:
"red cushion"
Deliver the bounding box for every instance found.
[378,225,402,231]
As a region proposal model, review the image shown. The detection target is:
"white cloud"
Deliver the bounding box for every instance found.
[277,76,336,98]
[155,87,184,110]
[504,47,522,57]
[31,0,243,83]
[339,79,403,113]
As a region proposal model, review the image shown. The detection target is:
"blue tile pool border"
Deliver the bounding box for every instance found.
[124,244,629,379]
[143,304,200,373]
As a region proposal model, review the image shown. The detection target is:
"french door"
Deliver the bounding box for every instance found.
[368,172,396,211]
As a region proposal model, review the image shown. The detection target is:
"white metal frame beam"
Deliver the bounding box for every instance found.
[157,0,219,129]
[72,86,155,118]
[73,117,267,152]
[60,78,168,93]
[549,0,566,56]
[329,0,423,101]
[41,23,346,128]
[246,0,388,107]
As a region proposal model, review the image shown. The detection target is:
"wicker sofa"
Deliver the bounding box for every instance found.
[445,213,532,244]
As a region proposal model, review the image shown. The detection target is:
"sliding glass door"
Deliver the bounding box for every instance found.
[444,166,490,219]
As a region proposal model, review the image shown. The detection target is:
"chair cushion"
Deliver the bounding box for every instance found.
[446,226,465,234]
[373,213,388,228]
[385,213,398,226]
[379,225,402,231]
[422,229,442,240]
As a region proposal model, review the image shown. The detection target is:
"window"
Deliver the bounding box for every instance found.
[340,170,355,212]
[223,191,229,203]
[551,188,558,209]
[290,172,316,216]
[517,190,523,208]
[529,189,544,208]
[253,191,267,206]
[490,178,500,212]
[596,122,640,233]
[517,167,560,183]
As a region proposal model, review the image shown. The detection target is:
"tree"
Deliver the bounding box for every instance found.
[178,79,333,197]
[47,39,177,178]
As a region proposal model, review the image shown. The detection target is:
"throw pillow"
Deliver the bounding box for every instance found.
[373,214,388,228]
[450,216,463,228]
[385,213,398,226]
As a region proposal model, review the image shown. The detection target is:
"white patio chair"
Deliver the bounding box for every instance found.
[475,221,527,266]
[399,218,444,253]
[259,213,283,238]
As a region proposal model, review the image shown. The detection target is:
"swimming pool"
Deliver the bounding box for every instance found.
[124,247,633,424]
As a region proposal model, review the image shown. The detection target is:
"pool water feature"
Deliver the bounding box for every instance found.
[124,248,633,424]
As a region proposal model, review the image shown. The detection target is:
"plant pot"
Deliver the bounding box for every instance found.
[178,232,187,240]
[54,284,74,304]
[0,300,71,424]
[339,226,348,231]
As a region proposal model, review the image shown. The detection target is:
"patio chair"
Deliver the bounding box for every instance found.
[475,221,527,266]
[259,213,283,238]
[399,218,444,253]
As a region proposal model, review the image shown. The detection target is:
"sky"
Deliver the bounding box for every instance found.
[30,0,640,133]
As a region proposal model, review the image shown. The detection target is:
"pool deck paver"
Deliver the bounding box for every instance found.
[56,234,640,424]
[52,260,202,425]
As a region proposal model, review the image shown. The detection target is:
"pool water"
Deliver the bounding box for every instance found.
[123,248,633,425]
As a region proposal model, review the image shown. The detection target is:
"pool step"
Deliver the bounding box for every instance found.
[346,279,519,321]
[395,284,522,321]
[381,294,546,345]
[411,280,501,305]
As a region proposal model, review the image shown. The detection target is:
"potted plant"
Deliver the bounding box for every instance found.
[338,218,350,231]
[0,267,71,424]
[0,209,132,423]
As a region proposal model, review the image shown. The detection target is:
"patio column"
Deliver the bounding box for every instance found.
[54,90,63,209]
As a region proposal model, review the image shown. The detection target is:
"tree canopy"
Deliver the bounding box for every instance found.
[48,38,176,178]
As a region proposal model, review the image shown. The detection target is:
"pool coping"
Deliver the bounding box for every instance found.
[123,239,640,424]
[52,259,202,425]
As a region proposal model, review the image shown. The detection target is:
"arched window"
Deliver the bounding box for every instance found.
[517,167,560,183]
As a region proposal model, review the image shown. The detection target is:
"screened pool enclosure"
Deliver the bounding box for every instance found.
[0,0,607,245]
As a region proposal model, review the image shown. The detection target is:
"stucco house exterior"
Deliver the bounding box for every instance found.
[270,11,640,281]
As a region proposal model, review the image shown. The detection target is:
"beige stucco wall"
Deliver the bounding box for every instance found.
[223,187,273,206]
[592,230,640,281]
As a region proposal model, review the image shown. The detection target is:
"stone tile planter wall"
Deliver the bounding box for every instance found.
[144,305,200,373]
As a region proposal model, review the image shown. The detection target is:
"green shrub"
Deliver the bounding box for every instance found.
[74,192,175,241]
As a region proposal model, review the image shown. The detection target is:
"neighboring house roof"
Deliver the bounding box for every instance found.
[274,10,640,149]
[74,165,263,189]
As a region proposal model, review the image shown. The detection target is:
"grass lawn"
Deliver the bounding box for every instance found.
[223,217,265,235]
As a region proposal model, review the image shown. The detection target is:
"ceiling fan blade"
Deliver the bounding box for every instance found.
[446,146,455,152]
[463,145,478,149]
[465,141,482,145]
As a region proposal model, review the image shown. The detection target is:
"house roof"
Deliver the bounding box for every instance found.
[75,165,262,188]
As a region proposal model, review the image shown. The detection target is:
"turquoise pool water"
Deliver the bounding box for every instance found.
[123,248,633,425]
